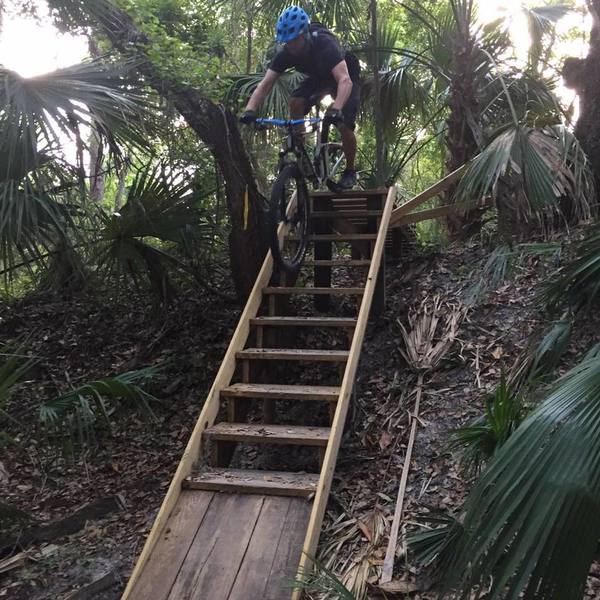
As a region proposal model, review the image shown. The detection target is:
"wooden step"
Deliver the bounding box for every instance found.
[236,348,349,362]
[221,383,341,401]
[183,468,319,497]
[303,259,371,267]
[311,188,388,198]
[311,210,382,219]
[303,234,378,241]
[263,286,364,296]
[204,422,330,446]
[250,317,356,328]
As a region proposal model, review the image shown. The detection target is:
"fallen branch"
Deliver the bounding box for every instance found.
[0,496,123,557]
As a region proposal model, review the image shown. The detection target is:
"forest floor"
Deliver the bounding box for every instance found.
[1,234,599,600]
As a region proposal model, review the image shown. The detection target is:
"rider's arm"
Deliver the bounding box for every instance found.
[245,69,280,111]
[330,60,353,111]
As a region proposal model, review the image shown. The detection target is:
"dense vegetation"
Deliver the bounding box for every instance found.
[3,0,600,598]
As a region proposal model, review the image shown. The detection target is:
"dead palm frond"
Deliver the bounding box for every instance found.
[398,296,465,372]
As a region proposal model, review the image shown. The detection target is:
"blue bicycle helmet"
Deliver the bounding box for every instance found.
[276,6,310,43]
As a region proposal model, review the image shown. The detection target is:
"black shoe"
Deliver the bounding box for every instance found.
[338,169,357,190]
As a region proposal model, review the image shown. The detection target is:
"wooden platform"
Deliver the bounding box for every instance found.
[128,490,311,600]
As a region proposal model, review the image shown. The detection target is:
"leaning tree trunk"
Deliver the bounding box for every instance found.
[445,0,482,238]
[56,0,266,300]
[563,0,600,201]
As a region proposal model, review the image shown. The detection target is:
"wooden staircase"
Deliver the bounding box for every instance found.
[123,187,394,600]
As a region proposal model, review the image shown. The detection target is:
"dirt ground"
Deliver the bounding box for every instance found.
[1,237,599,599]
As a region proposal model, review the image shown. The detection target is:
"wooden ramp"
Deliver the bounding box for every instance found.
[123,187,395,600]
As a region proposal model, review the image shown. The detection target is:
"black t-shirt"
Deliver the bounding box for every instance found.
[270,24,360,85]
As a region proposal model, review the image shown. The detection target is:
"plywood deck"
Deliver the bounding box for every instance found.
[128,490,312,600]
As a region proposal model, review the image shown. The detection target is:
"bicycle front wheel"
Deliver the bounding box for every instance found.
[268,163,310,272]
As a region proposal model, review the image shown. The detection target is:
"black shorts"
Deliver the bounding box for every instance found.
[291,76,360,130]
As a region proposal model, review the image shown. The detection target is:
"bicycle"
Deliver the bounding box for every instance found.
[253,115,346,272]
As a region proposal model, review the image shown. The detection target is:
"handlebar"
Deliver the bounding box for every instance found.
[254,117,321,127]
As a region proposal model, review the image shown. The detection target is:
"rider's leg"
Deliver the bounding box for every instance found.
[289,96,306,145]
[338,123,356,171]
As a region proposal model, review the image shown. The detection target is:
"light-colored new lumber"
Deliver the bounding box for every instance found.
[380,375,423,583]
[250,317,356,328]
[263,286,364,296]
[236,348,349,362]
[389,164,467,226]
[292,185,396,599]
[221,383,341,401]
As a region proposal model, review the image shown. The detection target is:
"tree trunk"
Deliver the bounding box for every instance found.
[88,130,105,202]
[445,0,481,237]
[370,0,385,186]
[563,0,600,200]
[246,8,253,74]
[68,1,266,300]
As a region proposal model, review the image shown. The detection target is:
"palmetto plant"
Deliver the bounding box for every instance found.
[446,349,600,599]
[0,58,154,281]
[39,366,159,451]
[449,374,527,476]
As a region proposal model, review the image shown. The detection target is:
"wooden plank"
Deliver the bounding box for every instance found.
[250,316,357,328]
[184,469,319,497]
[311,210,382,219]
[263,286,364,296]
[313,194,332,313]
[127,491,214,600]
[221,383,341,401]
[389,165,467,226]
[393,198,494,226]
[122,202,288,599]
[227,497,293,600]
[302,234,378,241]
[303,260,371,267]
[166,493,264,600]
[311,188,387,198]
[236,348,349,362]
[205,422,330,446]
[264,498,313,600]
[292,186,396,599]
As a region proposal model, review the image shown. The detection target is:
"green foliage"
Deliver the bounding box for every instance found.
[0,342,33,410]
[39,366,160,451]
[292,556,356,599]
[408,511,463,573]
[449,375,527,475]
[543,226,600,314]
[447,351,600,599]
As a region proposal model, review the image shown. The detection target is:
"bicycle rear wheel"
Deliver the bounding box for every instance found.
[268,163,310,272]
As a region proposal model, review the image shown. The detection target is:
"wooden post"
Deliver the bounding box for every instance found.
[313,195,332,312]
[369,193,385,318]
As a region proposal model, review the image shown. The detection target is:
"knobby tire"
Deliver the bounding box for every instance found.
[268,164,310,273]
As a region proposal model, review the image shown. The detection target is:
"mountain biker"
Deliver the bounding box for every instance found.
[240,6,360,190]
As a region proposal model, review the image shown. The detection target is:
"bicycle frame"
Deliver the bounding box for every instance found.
[255,117,344,190]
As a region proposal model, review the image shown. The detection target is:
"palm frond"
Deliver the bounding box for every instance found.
[542,225,600,313]
[0,342,34,409]
[449,374,526,476]
[39,366,159,451]
[96,162,212,297]
[292,556,356,599]
[447,351,600,600]
[524,5,572,68]
[408,511,463,571]
[456,125,594,220]
[0,59,154,174]
[226,70,305,119]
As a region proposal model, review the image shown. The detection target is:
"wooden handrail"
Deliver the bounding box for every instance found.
[389,164,467,227]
